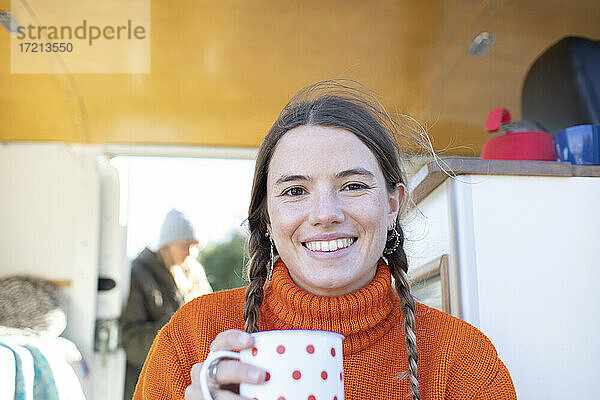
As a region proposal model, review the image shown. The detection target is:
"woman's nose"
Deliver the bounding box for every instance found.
[308,190,345,226]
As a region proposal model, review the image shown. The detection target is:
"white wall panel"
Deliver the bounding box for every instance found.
[470,175,600,399]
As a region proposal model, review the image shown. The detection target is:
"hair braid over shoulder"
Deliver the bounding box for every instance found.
[387,223,421,400]
[243,227,270,333]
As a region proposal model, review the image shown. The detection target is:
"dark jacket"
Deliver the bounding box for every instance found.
[121,248,185,400]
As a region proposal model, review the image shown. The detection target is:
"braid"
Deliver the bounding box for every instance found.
[243,227,270,333]
[387,224,421,400]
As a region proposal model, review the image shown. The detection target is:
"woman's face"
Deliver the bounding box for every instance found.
[266,125,403,296]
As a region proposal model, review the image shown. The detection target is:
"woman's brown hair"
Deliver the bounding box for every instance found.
[243,80,421,400]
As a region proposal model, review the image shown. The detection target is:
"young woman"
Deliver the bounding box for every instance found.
[133,82,517,400]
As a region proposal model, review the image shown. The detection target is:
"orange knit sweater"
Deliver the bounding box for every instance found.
[134,259,516,399]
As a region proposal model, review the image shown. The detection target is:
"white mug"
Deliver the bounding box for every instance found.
[200,329,345,400]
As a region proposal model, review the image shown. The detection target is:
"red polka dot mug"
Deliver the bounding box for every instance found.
[200,329,345,400]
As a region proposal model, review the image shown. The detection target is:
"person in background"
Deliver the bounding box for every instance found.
[122,209,212,400]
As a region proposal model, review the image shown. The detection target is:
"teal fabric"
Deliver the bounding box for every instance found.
[23,344,59,400]
[0,342,26,400]
[0,341,59,400]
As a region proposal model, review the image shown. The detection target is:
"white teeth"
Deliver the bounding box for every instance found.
[304,238,355,252]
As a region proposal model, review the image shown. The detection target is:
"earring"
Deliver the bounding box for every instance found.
[383,226,400,255]
[265,231,275,280]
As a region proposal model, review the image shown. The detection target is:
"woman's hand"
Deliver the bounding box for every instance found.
[184,329,267,399]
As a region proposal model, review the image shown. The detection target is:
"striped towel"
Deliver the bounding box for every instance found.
[0,340,59,400]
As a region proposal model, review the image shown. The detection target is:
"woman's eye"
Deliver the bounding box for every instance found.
[343,183,367,191]
[283,187,306,196]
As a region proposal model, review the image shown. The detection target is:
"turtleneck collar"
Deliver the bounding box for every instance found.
[261,258,402,355]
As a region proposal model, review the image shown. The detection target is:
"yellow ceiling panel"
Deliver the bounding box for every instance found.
[1,0,599,155]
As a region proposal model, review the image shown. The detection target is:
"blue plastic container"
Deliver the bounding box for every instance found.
[554,124,600,165]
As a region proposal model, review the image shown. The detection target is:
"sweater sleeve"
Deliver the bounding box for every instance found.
[474,357,517,400]
[445,323,517,400]
[133,324,189,400]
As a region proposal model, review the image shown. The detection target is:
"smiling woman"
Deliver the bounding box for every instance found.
[133,81,517,400]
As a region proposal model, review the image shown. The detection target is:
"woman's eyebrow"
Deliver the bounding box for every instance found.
[275,174,311,185]
[274,168,374,185]
[335,168,375,179]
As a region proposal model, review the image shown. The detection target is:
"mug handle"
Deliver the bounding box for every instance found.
[199,350,240,400]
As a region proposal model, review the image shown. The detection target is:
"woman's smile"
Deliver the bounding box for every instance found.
[301,235,358,260]
[302,237,357,252]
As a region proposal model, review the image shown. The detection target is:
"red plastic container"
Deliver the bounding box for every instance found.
[481,108,556,161]
[481,131,556,160]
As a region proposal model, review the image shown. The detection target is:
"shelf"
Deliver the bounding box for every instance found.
[408,157,600,204]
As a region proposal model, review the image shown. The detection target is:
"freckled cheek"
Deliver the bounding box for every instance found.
[349,206,388,254]
[269,204,306,245]
[346,197,388,226]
